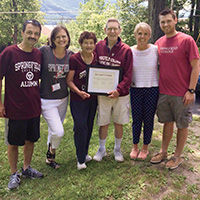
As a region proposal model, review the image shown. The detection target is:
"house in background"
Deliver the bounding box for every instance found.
[40,25,54,45]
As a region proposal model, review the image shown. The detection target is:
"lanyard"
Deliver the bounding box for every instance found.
[54,52,67,81]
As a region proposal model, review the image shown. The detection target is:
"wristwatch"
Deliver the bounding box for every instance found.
[188,89,195,94]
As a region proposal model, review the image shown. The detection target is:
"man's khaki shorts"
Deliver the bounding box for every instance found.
[97,95,130,126]
[157,94,194,129]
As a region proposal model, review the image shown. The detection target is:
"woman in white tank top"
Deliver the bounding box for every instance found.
[129,22,159,160]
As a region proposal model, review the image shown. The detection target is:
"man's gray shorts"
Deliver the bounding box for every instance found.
[157,94,194,129]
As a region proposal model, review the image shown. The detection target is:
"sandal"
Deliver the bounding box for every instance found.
[46,159,60,169]
[46,144,60,169]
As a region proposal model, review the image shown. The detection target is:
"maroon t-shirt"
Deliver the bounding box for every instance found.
[69,52,97,101]
[0,45,42,120]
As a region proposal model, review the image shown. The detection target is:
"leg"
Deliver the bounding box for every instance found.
[86,99,97,155]
[97,95,112,142]
[7,145,21,190]
[165,128,188,169]
[70,101,89,164]
[7,145,18,174]
[151,122,174,163]
[143,87,159,146]
[23,140,34,170]
[174,127,188,157]
[114,122,123,139]
[47,97,68,167]
[94,96,113,162]
[139,87,159,160]
[41,98,66,150]
[137,144,149,160]
[130,88,144,158]
[99,125,109,139]
[161,122,174,153]
[93,124,108,162]
[130,144,139,159]
[130,88,143,144]
[113,123,124,162]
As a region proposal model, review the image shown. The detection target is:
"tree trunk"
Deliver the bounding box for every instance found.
[148,0,166,43]
[170,0,174,9]
[194,0,200,41]
[189,0,195,32]
[13,25,18,44]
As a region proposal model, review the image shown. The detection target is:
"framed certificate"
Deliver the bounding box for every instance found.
[86,65,122,95]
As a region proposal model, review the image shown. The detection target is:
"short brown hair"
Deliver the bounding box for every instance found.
[78,31,97,45]
[50,25,71,49]
[22,19,41,33]
[159,9,176,20]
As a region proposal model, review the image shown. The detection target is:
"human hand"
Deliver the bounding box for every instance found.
[183,91,195,106]
[78,91,90,100]
[107,90,120,98]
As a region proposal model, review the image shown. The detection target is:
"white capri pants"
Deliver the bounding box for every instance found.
[41,97,68,149]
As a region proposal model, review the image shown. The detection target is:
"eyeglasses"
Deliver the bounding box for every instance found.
[107,27,119,31]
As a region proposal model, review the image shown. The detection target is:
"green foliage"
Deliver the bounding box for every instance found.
[0,0,44,46]
[35,34,49,48]
[66,0,118,51]
[66,0,148,50]
[117,0,148,46]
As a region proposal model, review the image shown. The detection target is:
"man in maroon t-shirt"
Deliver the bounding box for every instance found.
[150,9,199,170]
[0,20,44,190]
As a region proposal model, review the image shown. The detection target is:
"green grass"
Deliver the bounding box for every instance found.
[0,110,200,200]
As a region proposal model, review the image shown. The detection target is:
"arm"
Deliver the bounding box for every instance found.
[108,49,133,98]
[183,59,200,105]
[116,49,133,96]
[66,70,90,100]
[0,79,5,117]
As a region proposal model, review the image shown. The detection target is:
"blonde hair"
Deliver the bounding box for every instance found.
[134,22,151,37]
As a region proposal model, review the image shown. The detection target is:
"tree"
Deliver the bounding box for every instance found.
[194,0,200,41]
[117,0,148,46]
[66,0,117,50]
[0,0,44,47]
[148,0,166,43]
[189,0,195,32]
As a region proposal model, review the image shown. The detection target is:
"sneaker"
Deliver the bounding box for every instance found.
[85,155,92,163]
[22,166,44,179]
[7,172,21,190]
[114,148,124,162]
[150,152,168,164]
[165,156,182,170]
[77,162,87,170]
[93,148,107,162]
